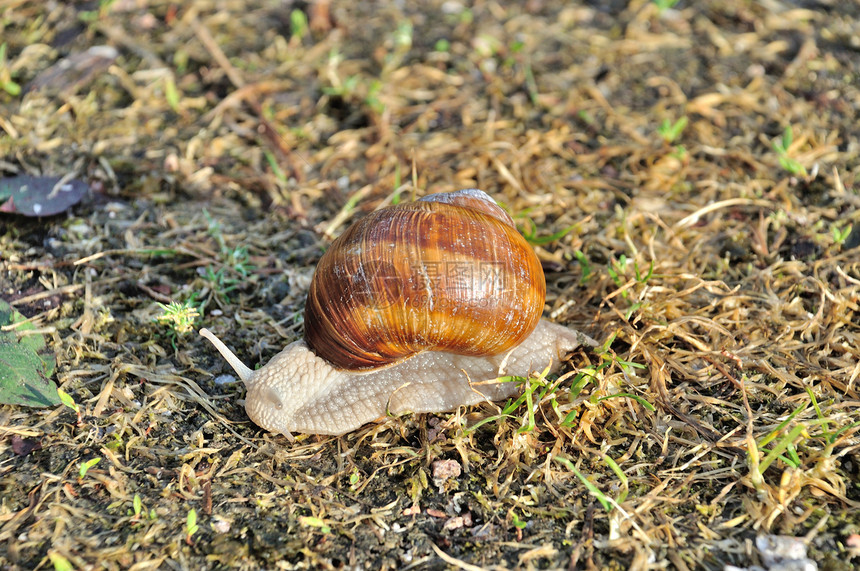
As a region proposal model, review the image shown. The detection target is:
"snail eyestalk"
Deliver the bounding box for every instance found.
[199,328,253,383]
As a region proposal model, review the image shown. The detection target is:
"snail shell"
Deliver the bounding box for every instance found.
[304,189,545,368]
[200,189,595,438]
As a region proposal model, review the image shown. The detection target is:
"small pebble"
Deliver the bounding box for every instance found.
[214,374,238,386]
[432,459,461,482]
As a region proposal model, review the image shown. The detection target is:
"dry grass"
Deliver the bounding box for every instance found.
[1,0,859,569]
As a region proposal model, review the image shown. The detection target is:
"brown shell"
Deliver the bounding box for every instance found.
[304,190,546,369]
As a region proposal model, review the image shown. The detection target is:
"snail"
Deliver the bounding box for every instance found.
[200,189,595,439]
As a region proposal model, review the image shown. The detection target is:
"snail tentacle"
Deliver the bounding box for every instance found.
[199,328,253,383]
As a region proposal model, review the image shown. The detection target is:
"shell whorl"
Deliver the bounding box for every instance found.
[303,189,546,369]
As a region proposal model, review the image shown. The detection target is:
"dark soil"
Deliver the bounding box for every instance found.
[1,1,859,570]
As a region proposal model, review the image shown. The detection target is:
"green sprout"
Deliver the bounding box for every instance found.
[322,73,359,98]
[510,510,528,530]
[747,397,810,488]
[130,493,156,520]
[299,515,331,534]
[553,455,625,512]
[577,109,595,126]
[804,385,860,452]
[657,117,688,144]
[461,334,649,437]
[595,332,649,378]
[744,386,860,492]
[155,299,200,339]
[323,44,390,116]
[518,364,551,433]
[832,223,852,247]
[77,0,117,23]
[202,212,257,303]
[558,364,606,427]
[48,551,74,571]
[393,20,414,51]
[652,0,681,14]
[772,125,808,176]
[164,75,180,112]
[0,43,22,96]
[57,388,82,423]
[348,468,360,488]
[670,145,688,161]
[518,217,577,246]
[465,362,598,435]
[595,391,655,411]
[607,255,654,291]
[79,457,101,479]
[264,148,288,184]
[186,508,199,544]
[573,251,592,284]
[290,9,309,42]
[364,79,384,115]
[605,255,656,319]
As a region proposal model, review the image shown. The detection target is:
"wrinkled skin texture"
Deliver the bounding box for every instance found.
[243,319,595,437]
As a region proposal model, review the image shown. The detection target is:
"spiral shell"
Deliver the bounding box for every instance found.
[303,189,546,369]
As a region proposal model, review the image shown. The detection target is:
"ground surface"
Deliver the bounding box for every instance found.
[1,1,859,569]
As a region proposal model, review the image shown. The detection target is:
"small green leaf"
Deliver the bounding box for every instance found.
[0,342,60,407]
[771,126,807,176]
[657,116,687,143]
[185,508,199,543]
[155,300,200,337]
[299,516,331,533]
[164,76,180,112]
[510,511,527,529]
[526,223,578,246]
[290,9,309,40]
[595,392,656,411]
[48,551,74,571]
[574,250,592,283]
[57,388,79,413]
[832,223,852,245]
[0,300,59,407]
[782,125,794,148]
[554,456,612,511]
[79,457,101,478]
[652,0,680,14]
[2,79,21,96]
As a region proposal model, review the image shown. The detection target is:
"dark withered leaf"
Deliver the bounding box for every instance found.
[12,435,43,456]
[27,45,119,93]
[0,175,87,217]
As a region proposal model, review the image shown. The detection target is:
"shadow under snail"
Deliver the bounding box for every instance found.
[200,189,595,439]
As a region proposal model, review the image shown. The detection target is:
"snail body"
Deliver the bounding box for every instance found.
[201,189,594,438]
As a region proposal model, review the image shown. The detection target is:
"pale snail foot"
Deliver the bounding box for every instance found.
[202,319,596,438]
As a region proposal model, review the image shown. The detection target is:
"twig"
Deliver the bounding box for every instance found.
[9,284,84,306]
[675,198,774,228]
[429,543,486,571]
